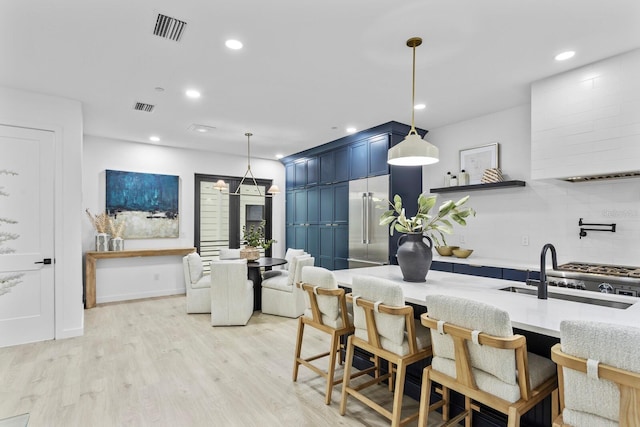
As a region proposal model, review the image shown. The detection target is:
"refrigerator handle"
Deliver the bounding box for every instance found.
[366,192,373,244]
[361,193,367,244]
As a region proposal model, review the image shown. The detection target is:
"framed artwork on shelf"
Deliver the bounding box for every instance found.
[459,142,499,185]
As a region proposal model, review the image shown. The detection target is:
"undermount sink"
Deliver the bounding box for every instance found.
[499,286,634,310]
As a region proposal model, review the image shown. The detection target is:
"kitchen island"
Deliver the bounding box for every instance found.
[333,265,638,426]
[332,265,639,339]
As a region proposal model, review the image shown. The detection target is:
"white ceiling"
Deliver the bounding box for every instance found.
[2,0,639,160]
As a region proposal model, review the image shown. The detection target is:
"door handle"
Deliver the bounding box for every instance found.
[35,258,52,265]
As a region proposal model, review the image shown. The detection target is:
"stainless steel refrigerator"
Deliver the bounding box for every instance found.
[348,175,389,268]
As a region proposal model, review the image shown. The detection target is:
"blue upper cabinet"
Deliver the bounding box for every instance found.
[349,134,390,180]
[293,156,318,188]
[285,163,295,189]
[306,157,318,186]
[319,146,349,184]
[368,134,390,177]
[349,140,368,180]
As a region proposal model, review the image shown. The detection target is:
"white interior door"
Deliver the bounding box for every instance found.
[0,125,55,348]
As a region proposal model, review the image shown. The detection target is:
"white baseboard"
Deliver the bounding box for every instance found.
[96,288,186,304]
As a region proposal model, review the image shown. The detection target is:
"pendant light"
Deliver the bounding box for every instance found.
[387,37,439,166]
[215,132,279,196]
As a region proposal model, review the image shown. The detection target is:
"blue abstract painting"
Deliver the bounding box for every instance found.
[106,170,179,238]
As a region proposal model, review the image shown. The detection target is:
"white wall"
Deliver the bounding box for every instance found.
[0,86,84,339]
[424,104,640,266]
[83,135,285,303]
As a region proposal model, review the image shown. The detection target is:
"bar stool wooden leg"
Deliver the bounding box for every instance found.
[418,369,431,427]
[391,360,407,427]
[292,317,305,381]
[339,335,356,416]
[325,330,339,405]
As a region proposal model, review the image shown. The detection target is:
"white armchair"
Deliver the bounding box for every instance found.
[183,252,211,314]
[261,254,314,318]
[262,248,305,280]
[210,259,254,326]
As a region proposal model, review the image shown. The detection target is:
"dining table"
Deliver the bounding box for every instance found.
[246,257,287,311]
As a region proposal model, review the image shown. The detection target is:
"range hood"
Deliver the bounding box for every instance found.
[530,48,640,182]
[563,171,640,183]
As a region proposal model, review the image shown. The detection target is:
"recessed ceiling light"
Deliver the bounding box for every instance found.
[149,136,160,142]
[275,154,284,159]
[225,39,243,50]
[346,127,357,134]
[185,89,201,99]
[555,51,575,61]
[414,103,426,110]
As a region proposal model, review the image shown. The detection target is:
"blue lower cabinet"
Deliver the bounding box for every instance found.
[431,260,453,272]
[285,225,295,249]
[319,224,348,270]
[453,263,502,279]
[502,268,531,282]
[293,225,319,259]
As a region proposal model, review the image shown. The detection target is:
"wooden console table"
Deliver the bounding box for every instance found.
[85,247,195,309]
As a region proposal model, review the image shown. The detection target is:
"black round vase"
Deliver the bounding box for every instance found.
[397,233,433,282]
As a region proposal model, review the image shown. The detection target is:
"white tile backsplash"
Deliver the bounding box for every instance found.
[425,104,640,269]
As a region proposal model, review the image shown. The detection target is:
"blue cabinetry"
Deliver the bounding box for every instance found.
[432,261,538,282]
[349,134,390,180]
[452,263,503,279]
[293,157,318,188]
[320,147,349,184]
[282,122,424,268]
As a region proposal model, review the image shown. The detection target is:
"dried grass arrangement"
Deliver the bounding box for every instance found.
[85,209,110,234]
[108,217,126,239]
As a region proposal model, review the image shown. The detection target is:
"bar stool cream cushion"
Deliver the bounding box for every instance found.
[301,266,352,329]
[351,275,430,356]
[426,295,556,403]
[559,320,640,427]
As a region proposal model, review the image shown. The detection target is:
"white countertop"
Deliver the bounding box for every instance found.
[332,265,640,338]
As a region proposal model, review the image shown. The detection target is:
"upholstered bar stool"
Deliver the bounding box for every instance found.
[293,266,357,404]
[418,294,558,427]
[551,320,640,427]
[340,275,432,427]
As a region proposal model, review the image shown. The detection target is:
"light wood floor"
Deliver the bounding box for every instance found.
[0,295,442,426]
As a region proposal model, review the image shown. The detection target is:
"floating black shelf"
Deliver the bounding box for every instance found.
[431,180,526,193]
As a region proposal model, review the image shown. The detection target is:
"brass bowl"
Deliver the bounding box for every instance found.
[435,246,459,256]
[452,248,473,258]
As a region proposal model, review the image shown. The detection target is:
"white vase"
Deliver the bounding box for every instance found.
[109,237,124,251]
[95,233,109,252]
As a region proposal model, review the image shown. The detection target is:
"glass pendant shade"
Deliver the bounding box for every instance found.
[387,132,439,166]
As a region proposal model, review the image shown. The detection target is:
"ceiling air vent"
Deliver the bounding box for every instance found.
[563,171,640,182]
[153,14,187,42]
[133,102,155,113]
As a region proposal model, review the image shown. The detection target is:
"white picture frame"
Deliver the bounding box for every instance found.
[459,143,499,185]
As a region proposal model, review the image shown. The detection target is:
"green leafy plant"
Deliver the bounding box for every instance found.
[380,194,476,246]
[242,220,276,250]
